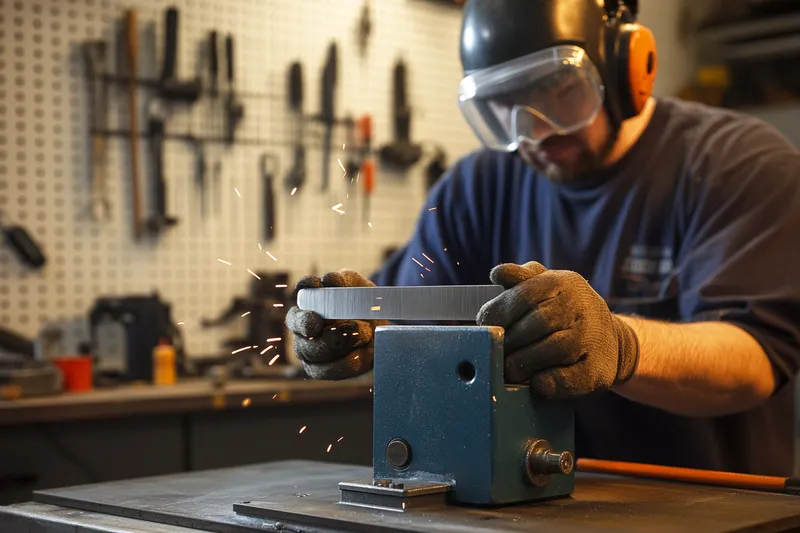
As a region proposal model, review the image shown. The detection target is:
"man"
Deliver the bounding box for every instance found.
[287,0,800,476]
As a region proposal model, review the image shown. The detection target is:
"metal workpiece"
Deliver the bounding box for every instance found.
[338,479,452,512]
[370,325,575,505]
[297,285,503,321]
[524,439,575,487]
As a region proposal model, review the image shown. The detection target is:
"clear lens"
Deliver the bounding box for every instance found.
[458,45,604,151]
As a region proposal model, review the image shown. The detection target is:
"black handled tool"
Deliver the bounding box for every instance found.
[159,7,200,103]
[285,61,306,194]
[146,103,179,235]
[0,211,46,269]
[224,34,244,145]
[320,42,338,192]
[379,58,422,168]
[261,154,279,243]
[209,31,219,97]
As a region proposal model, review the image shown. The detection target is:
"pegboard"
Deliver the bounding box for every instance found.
[0,0,478,359]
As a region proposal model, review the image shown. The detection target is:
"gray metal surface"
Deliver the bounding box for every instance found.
[5,460,799,533]
[371,326,574,505]
[297,286,503,321]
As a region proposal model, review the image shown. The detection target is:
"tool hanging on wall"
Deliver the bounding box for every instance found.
[159,7,200,103]
[357,0,372,57]
[84,41,111,222]
[207,30,223,218]
[0,210,46,269]
[359,114,375,223]
[224,35,245,145]
[379,58,422,169]
[319,42,338,192]
[261,153,279,243]
[146,102,178,235]
[425,146,448,191]
[124,9,144,239]
[284,61,306,195]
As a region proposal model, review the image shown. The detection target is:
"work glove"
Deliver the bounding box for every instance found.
[285,270,386,380]
[476,262,639,399]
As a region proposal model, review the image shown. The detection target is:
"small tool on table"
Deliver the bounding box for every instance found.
[84,40,111,221]
[261,154,279,243]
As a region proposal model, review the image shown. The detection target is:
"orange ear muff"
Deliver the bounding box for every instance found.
[623,24,657,115]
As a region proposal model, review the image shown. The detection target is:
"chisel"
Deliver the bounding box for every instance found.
[297,286,503,321]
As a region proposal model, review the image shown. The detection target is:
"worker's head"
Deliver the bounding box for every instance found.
[458,0,657,182]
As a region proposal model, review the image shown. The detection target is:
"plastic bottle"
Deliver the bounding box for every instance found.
[153,339,176,386]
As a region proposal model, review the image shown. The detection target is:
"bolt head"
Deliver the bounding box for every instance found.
[386,438,411,469]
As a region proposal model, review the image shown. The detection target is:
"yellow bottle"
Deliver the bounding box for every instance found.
[153,339,176,386]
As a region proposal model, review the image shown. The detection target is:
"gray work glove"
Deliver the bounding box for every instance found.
[476,262,639,399]
[285,270,386,380]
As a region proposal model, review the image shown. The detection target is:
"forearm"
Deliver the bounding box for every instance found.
[614,316,777,417]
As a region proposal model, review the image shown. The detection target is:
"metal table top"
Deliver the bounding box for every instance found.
[1,460,799,533]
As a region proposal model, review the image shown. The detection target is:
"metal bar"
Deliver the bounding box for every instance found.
[296,285,503,321]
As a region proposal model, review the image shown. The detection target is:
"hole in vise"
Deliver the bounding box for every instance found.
[457,361,476,383]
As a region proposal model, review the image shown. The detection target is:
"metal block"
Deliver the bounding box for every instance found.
[338,479,452,512]
[297,285,503,321]
[369,326,575,506]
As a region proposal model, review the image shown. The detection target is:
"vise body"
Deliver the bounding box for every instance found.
[298,286,575,511]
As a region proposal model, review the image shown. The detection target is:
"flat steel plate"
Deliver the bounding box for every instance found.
[15,460,800,533]
[297,286,503,321]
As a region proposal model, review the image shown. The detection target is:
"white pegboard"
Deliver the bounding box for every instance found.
[0,0,478,358]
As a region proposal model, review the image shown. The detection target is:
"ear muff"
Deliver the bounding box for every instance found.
[616,23,657,118]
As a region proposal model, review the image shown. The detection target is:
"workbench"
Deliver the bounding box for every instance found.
[2,460,799,533]
[0,379,373,505]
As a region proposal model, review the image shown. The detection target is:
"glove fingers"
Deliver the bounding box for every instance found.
[301,348,374,380]
[322,269,374,288]
[285,306,325,338]
[504,330,582,384]
[502,298,572,352]
[477,272,562,329]
[489,262,547,290]
[293,320,373,364]
[292,275,323,298]
[530,357,603,400]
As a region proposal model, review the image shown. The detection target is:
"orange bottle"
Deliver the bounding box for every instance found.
[152,339,176,386]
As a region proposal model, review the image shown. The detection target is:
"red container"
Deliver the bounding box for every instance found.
[53,356,93,392]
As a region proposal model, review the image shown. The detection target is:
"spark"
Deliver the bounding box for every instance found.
[258,243,262,250]
[268,353,281,365]
[291,187,298,196]
[428,207,437,211]
[242,397,252,407]
[247,269,261,280]
[272,393,278,399]
[444,248,448,252]
[231,346,251,355]
[425,267,431,272]
[422,253,435,264]
[376,297,383,300]
[371,306,381,311]
[492,395,497,402]
[331,203,346,215]
[217,258,232,266]
[265,251,278,261]
[260,345,275,355]
[342,143,346,150]
[420,273,425,278]
[456,261,460,266]
[299,425,307,434]
[330,327,337,331]
[326,444,332,453]
[241,311,251,317]
[337,436,344,442]
[275,284,288,288]
[368,222,373,228]
[352,332,359,336]
[369,387,372,393]
[337,159,346,173]
[273,303,284,308]
[342,333,348,336]
[234,187,242,198]
[412,257,425,268]
[177,321,185,326]
[402,502,406,510]
[267,337,282,342]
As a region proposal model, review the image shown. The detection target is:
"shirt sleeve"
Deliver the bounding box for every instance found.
[677,114,800,385]
[370,153,494,287]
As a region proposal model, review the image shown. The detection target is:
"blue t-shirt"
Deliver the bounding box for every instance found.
[372,97,800,475]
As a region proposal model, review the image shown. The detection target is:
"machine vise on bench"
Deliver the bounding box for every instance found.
[295,285,575,511]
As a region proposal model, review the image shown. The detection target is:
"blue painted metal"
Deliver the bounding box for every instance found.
[372,325,575,505]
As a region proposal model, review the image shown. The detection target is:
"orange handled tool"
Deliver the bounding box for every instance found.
[359,114,375,224]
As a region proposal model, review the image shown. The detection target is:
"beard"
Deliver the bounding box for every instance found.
[518,130,618,184]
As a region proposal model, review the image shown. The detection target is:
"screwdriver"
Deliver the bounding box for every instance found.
[359,114,375,224]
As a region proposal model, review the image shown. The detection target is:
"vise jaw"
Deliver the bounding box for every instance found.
[339,325,575,511]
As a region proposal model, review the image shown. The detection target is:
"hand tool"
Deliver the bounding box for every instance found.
[124,10,144,239]
[84,41,111,222]
[224,35,244,145]
[145,101,178,235]
[159,7,200,103]
[260,153,278,243]
[297,285,503,321]
[319,42,338,191]
[358,0,372,57]
[0,211,46,269]
[358,114,375,222]
[425,146,447,191]
[379,58,422,168]
[284,61,306,194]
[207,31,223,217]
[191,136,207,220]
[344,116,360,183]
